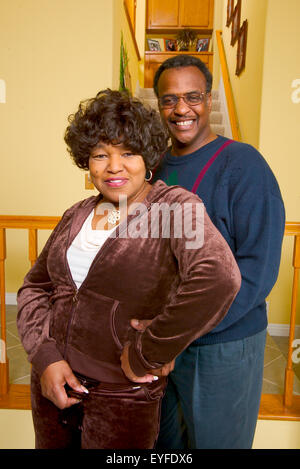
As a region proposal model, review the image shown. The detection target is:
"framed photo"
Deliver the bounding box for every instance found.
[231,0,241,46]
[147,39,161,51]
[226,0,234,27]
[196,38,210,52]
[236,20,248,76]
[164,39,177,52]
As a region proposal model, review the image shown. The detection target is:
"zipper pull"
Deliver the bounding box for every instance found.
[73,291,78,303]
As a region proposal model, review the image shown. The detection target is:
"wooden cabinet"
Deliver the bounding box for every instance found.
[146,0,214,32]
[180,0,213,29]
[147,0,180,30]
[144,0,214,89]
[144,51,213,88]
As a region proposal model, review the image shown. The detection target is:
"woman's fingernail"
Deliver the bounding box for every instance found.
[81,386,89,394]
[152,376,159,381]
[132,320,139,327]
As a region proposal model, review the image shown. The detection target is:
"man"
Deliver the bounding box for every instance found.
[131,55,285,449]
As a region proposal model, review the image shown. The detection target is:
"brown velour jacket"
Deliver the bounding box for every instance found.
[17,181,241,383]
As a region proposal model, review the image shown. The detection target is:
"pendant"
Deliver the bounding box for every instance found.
[107,209,121,225]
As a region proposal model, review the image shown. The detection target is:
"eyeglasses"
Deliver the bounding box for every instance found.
[158,91,209,109]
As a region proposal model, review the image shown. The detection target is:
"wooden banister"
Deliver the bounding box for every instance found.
[0,217,299,420]
[123,0,141,61]
[259,222,300,420]
[215,30,241,142]
[0,216,60,395]
[283,224,300,407]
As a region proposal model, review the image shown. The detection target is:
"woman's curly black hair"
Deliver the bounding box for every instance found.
[64,89,169,170]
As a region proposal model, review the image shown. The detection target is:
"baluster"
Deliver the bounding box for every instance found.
[28,228,38,267]
[283,235,300,407]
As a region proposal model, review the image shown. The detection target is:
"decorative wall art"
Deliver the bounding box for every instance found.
[231,0,241,46]
[226,0,248,77]
[236,20,248,76]
[226,0,234,27]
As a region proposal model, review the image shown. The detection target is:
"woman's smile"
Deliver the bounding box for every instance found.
[89,141,150,206]
[104,177,129,187]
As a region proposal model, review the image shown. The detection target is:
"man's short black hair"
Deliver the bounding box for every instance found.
[153,55,213,96]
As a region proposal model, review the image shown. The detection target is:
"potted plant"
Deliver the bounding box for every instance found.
[176,29,198,51]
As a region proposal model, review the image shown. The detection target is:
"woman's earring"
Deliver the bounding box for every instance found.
[145,169,153,182]
[87,172,92,183]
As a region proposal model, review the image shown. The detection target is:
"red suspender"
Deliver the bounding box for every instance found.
[191,139,234,194]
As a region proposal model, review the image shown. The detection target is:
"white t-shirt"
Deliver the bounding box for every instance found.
[67,210,116,289]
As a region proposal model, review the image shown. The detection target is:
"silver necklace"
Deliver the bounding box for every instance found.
[107,208,121,225]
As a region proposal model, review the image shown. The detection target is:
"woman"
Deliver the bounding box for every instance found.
[17,89,241,449]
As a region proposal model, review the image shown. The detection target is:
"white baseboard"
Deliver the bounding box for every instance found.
[267,323,300,337]
[5,293,17,305]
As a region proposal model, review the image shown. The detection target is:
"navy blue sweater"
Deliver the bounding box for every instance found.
[154,136,285,344]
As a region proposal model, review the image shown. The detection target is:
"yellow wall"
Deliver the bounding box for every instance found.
[0,0,142,292]
[221,0,268,148]
[0,0,114,216]
[213,1,300,327]
[258,0,300,326]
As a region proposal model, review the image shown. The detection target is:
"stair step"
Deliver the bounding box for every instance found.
[211,100,221,112]
[210,124,225,136]
[140,98,159,110]
[209,111,223,125]
[135,87,156,99]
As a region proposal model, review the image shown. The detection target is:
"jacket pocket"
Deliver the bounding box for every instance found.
[110,301,132,351]
[66,291,124,366]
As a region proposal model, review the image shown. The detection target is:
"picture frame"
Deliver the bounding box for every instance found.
[164,38,177,52]
[226,0,235,27]
[196,38,210,52]
[231,0,241,46]
[147,39,161,51]
[236,20,248,76]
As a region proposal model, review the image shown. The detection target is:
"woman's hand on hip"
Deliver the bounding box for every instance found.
[40,360,88,409]
[130,318,175,377]
[120,343,159,383]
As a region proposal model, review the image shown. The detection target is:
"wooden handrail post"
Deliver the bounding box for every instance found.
[28,228,38,267]
[283,235,300,407]
[0,228,9,395]
[0,216,60,398]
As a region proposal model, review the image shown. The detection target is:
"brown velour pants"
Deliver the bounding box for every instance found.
[30,368,166,449]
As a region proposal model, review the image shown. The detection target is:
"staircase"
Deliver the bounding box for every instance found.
[135,86,227,137]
